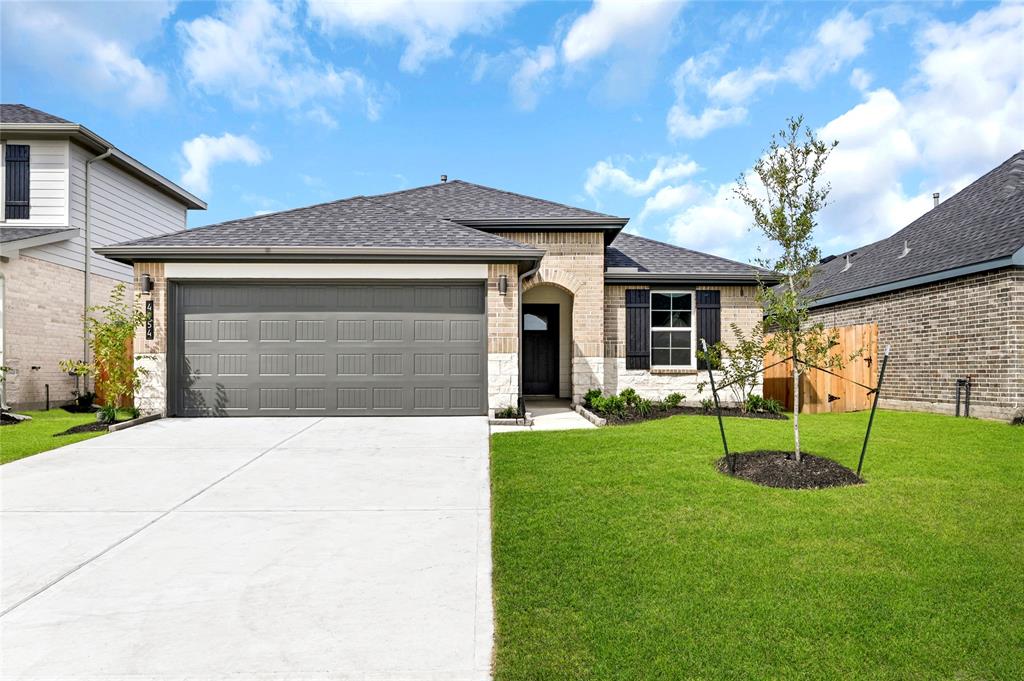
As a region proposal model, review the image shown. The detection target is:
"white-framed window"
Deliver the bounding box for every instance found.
[650,290,695,368]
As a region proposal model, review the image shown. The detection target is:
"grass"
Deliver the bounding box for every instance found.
[490,411,1024,680]
[0,408,132,465]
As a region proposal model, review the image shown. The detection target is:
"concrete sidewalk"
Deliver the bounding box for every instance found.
[0,416,493,681]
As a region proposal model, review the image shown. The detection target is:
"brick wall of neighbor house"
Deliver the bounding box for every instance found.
[807,268,1024,420]
[131,262,167,415]
[604,284,764,403]
[497,231,605,403]
[487,262,519,413]
[1,255,126,409]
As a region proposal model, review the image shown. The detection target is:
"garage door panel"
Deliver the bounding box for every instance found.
[174,282,487,416]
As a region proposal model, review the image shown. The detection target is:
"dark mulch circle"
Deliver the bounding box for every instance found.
[1,412,24,427]
[61,404,97,414]
[717,450,864,489]
[602,405,786,425]
[54,422,111,436]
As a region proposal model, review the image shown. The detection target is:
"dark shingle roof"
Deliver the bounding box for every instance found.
[0,104,72,125]
[808,150,1024,304]
[112,196,535,251]
[606,232,771,278]
[372,180,623,222]
[0,227,73,244]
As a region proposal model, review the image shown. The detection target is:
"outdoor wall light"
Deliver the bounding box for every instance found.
[498,274,508,296]
[140,273,154,294]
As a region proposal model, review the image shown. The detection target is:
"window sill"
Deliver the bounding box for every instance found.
[650,367,698,375]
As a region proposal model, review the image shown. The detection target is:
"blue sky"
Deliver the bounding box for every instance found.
[3,1,1022,262]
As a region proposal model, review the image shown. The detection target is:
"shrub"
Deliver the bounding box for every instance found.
[619,388,639,407]
[635,397,654,417]
[590,395,626,417]
[583,388,602,408]
[700,398,715,412]
[1011,408,1024,426]
[744,394,783,415]
[96,403,118,424]
[494,405,522,419]
[663,392,684,408]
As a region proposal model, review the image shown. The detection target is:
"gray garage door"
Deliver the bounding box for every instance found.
[171,282,487,416]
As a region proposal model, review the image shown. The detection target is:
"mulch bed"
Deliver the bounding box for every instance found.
[602,405,786,425]
[54,422,111,436]
[717,450,864,489]
[1,412,23,427]
[61,404,97,414]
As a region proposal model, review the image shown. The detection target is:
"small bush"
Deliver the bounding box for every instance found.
[95,404,118,424]
[619,388,639,407]
[635,397,654,417]
[663,392,684,408]
[700,398,715,412]
[590,395,627,416]
[494,406,522,419]
[583,388,602,408]
[1011,408,1024,426]
[744,394,783,415]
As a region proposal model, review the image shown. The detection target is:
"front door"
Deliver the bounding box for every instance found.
[523,304,559,395]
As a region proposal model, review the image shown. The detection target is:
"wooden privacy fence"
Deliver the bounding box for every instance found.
[93,337,135,408]
[762,323,878,414]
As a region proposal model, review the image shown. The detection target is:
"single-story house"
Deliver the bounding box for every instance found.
[0,104,206,410]
[97,179,772,416]
[806,150,1024,420]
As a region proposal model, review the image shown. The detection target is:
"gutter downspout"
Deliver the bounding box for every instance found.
[83,148,113,387]
[517,258,542,417]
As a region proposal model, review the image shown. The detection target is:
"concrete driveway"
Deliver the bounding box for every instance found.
[0,417,493,680]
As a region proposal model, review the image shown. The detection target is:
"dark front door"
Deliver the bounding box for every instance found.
[523,304,559,395]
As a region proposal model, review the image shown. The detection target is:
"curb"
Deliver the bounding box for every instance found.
[573,404,607,426]
[108,413,162,432]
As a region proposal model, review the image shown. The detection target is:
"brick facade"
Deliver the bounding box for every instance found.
[807,268,1024,420]
[604,283,763,402]
[487,263,519,412]
[497,231,606,402]
[1,255,126,409]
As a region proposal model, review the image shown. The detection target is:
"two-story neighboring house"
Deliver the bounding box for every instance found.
[0,104,205,409]
[96,179,773,417]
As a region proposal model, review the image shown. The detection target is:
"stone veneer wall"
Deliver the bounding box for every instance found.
[603,283,764,403]
[496,231,605,403]
[1,255,125,409]
[132,262,167,414]
[807,268,1023,420]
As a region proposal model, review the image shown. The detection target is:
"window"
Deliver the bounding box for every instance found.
[5,144,30,220]
[524,312,549,331]
[650,291,694,367]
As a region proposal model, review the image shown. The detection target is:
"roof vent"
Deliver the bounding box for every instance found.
[842,253,854,272]
[820,254,837,264]
[933,192,940,208]
[440,174,448,183]
[898,240,911,258]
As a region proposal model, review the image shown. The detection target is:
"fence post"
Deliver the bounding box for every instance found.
[857,344,890,477]
[702,339,733,474]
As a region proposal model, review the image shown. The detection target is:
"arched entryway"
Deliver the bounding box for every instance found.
[522,283,573,399]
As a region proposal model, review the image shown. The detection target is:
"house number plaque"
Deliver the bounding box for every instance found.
[145,300,154,340]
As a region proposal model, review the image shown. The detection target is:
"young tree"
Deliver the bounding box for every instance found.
[735,116,846,462]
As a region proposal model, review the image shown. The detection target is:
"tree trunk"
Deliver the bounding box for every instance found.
[792,336,801,462]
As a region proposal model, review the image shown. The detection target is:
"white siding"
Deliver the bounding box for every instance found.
[28,141,187,281]
[0,139,70,225]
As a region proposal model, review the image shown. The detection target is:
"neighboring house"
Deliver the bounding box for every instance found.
[806,150,1024,420]
[97,180,771,417]
[0,104,205,409]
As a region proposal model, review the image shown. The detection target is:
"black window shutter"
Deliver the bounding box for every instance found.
[625,289,650,370]
[696,290,721,370]
[5,144,30,219]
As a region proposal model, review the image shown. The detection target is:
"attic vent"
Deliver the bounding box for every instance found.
[820,254,837,264]
[932,192,940,208]
[440,174,448,183]
[842,253,854,272]
[898,240,911,258]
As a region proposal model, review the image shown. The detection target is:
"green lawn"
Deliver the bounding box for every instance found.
[491,411,1024,680]
[0,408,128,464]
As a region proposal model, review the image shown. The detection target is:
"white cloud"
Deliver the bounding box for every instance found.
[561,0,683,65]
[180,133,269,196]
[179,0,380,122]
[307,0,519,73]
[509,45,557,111]
[0,1,172,109]
[658,2,1024,261]
[585,155,700,198]
[669,9,873,139]
[849,67,873,92]
[636,183,703,225]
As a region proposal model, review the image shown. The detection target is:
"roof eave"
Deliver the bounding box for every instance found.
[0,122,207,210]
[93,245,546,266]
[809,255,1023,308]
[604,271,777,285]
[0,228,79,258]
